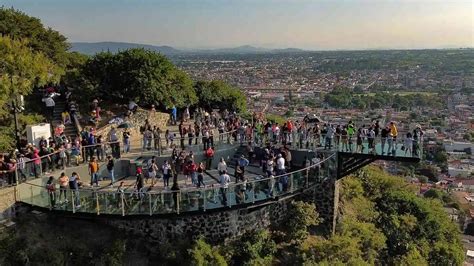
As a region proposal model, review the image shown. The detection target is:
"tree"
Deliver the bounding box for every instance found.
[0,7,70,67]
[335,167,464,265]
[100,240,126,265]
[62,51,89,86]
[417,175,428,184]
[0,36,59,150]
[423,189,444,200]
[285,201,321,243]
[298,234,365,264]
[0,36,60,107]
[78,48,198,108]
[378,190,464,264]
[229,230,277,265]
[463,133,472,141]
[189,237,227,266]
[194,80,246,112]
[433,150,448,164]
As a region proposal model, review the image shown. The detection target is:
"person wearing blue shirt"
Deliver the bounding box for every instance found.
[171,106,177,125]
[235,155,249,182]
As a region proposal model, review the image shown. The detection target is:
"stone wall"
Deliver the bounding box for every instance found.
[313,177,340,235]
[105,199,291,246]
[0,186,16,220]
[95,108,169,141]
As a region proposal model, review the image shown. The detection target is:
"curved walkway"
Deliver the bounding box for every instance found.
[16,152,337,217]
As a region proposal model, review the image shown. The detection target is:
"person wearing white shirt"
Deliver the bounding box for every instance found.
[42,95,56,120]
[266,159,274,177]
[276,153,288,191]
[276,154,286,175]
[128,101,138,113]
[219,170,231,205]
[217,157,227,174]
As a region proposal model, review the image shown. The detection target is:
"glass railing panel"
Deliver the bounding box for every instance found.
[99,191,121,215]
[151,191,176,214]
[16,183,33,204]
[233,183,251,205]
[226,184,237,207]
[72,189,97,214]
[252,177,271,201]
[123,191,148,215]
[202,186,225,210]
[31,184,49,208]
[179,190,201,212]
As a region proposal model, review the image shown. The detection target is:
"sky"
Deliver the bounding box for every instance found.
[2,0,473,50]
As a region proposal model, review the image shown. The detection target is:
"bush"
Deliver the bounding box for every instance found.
[229,230,277,266]
[285,201,321,243]
[423,189,444,200]
[229,230,277,265]
[189,237,227,266]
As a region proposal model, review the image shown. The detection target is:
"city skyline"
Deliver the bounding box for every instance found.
[3,0,473,50]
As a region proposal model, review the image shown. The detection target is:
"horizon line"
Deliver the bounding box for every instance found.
[70,41,474,52]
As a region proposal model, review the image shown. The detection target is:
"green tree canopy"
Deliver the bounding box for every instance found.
[188,237,227,266]
[228,230,277,266]
[78,48,198,108]
[0,36,59,150]
[194,80,247,112]
[284,201,321,243]
[298,167,464,265]
[0,7,70,68]
[0,36,60,102]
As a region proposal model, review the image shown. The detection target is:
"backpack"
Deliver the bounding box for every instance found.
[148,163,155,172]
[107,160,114,170]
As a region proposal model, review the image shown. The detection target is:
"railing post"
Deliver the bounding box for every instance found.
[13,186,17,202]
[30,185,33,204]
[95,191,100,215]
[272,177,276,199]
[14,167,18,185]
[176,192,180,214]
[158,138,162,156]
[228,185,232,208]
[149,193,152,216]
[290,173,294,193]
[305,168,309,188]
[203,190,207,211]
[252,184,255,203]
[121,192,125,216]
[72,189,76,213]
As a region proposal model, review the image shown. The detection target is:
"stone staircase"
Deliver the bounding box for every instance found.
[52,98,78,138]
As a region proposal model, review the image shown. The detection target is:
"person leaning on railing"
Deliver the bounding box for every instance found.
[69,172,81,207]
[58,172,69,204]
[46,176,56,209]
[219,170,231,206]
[70,145,81,166]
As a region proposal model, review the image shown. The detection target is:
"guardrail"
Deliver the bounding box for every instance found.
[9,129,240,186]
[16,153,337,216]
[2,128,422,188]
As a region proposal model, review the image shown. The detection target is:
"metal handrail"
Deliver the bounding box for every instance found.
[20,152,335,195]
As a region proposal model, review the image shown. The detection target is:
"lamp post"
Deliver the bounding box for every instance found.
[11,99,21,150]
[9,75,22,150]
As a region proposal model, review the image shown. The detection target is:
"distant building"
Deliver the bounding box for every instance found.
[444,140,473,153]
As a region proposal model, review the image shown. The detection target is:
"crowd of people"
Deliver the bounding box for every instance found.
[2,95,424,202]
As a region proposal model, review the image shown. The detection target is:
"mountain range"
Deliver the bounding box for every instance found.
[70,42,305,55]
